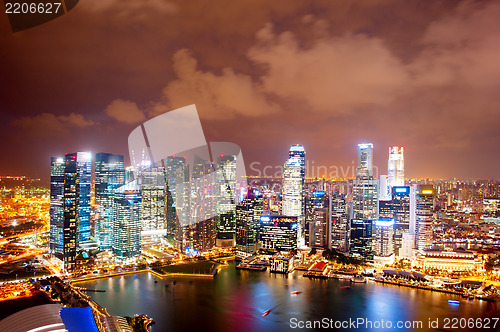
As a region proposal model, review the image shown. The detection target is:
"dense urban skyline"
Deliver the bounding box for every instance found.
[2,0,500,181]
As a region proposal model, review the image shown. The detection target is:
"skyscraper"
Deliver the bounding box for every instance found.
[289,144,306,181]
[62,153,78,270]
[373,219,395,258]
[113,181,141,263]
[140,165,166,240]
[330,191,350,253]
[235,189,263,255]
[356,143,373,177]
[392,186,411,255]
[349,219,373,261]
[216,154,237,247]
[415,185,434,250]
[186,156,217,253]
[165,156,189,246]
[260,216,298,252]
[49,157,65,256]
[378,175,391,201]
[353,144,378,221]
[305,191,328,248]
[388,147,404,188]
[282,155,304,245]
[95,153,125,251]
[50,152,91,270]
[75,152,92,244]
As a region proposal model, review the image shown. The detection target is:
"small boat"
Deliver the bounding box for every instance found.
[340,286,352,289]
[448,300,460,305]
[290,291,302,295]
[262,309,271,317]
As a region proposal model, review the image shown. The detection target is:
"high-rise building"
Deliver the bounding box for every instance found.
[95,153,125,251]
[330,192,350,253]
[62,153,78,270]
[189,218,216,254]
[235,190,263,255]
[190,156,216,225]
[165,156,189,244]
[356,143,373,177]
[140,165,166,240]
[50,152,91,270]
[260,216,298,252]
[353,144,378,221]
[289,144,306,182]
[183,156,217,253]
[305,190,327,247]
[378,199,394,220]
[378,175,391,200]
[113,181,141,263]
[388,147,404,188]
[75,152,92,244]
[392,186,410,255]
[216,154,237,246]
[349,219,373,261]
[49,157,65,256]
[282,155,304,245]
[399,232,416,259]
[373,219,395,258]
[415,185,434,250]
[309,208,329,248]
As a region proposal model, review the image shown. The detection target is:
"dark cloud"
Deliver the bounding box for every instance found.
[1,0,500,180]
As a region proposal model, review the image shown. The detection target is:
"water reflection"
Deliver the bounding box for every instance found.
[78,262,498,332]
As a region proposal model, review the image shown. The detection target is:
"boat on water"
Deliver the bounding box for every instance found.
[236,263,267,271]
[290,291,302,295]
[340,286,352,289]
[448,300,460,305]
[351,275,367,283]
[262,309,271,317]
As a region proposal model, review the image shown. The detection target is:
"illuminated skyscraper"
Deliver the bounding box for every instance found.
[353,143,378,221]
[165,156,189,246]
[415,185,434,250]
[373,219,395,258]
[216,154,237,247]
[392,186,411,255]
[260,216,298,252]
[388,147,404,188]
[282,156,304,245]
[289,145,306,182]
[50,157,65,256]
[349,219,373,261]
[330,192,350,253]
[185,156,217,254]
[75,152,92,244]
[235,189,263,255]
[305,191,328,248]
[62,153,78,270]
[113,181,141,263]
[49,152,91,270]
[95,153,125,251]
[356,143,373,177]
[140,165,166,240]
[378,175,391,200]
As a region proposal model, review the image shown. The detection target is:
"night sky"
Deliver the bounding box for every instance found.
[1,0,500,181]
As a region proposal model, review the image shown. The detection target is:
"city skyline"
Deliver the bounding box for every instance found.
[2,0,500,180]
[1,2,500,331]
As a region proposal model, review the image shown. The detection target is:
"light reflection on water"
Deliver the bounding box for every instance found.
[78,262,498,332]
